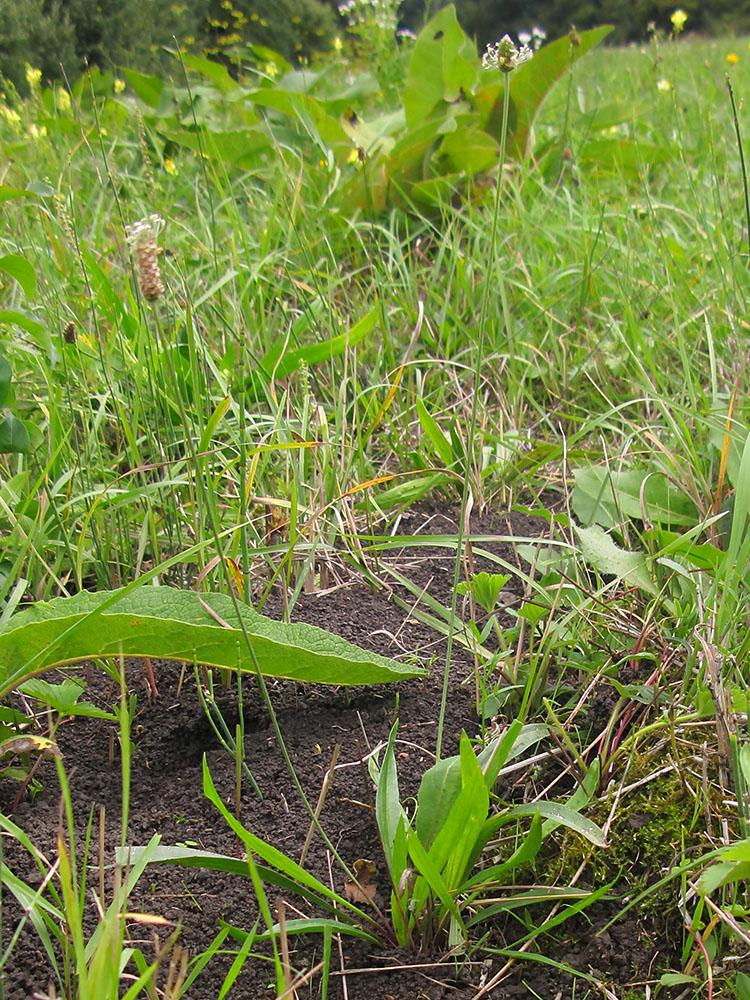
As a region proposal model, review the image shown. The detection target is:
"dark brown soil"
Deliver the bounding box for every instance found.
[1,502,684,999]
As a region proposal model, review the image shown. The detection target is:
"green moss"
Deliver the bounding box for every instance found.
[536,760,712,919]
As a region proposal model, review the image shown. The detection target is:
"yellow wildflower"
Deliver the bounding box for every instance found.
[0,103,21,128]
[333,35,343,52]
[56,87,71,112]
[657,78,671,91]
[25,64,42,88]
[727,52,739,64]
[264,61,278,78]
[164,158,177,175]
[114,78,126,94]
[28,123,47,139]
[347,147,360,164]
[671,8,687,33]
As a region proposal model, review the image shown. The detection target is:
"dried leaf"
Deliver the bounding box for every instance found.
[344,858,377,906]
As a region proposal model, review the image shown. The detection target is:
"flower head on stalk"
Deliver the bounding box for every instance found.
[482,34,533,73]
[126,214,165,302]
[671,8,687,34]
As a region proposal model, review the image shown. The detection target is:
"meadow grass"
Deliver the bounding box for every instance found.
[2,18,750,998]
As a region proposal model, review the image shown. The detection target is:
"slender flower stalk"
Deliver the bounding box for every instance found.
[436,42,519,761]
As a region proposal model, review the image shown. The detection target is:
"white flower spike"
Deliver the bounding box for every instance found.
[482,34,533,73]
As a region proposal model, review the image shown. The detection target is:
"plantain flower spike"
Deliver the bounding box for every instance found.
[482,34,533,73]
[126,214,165,302]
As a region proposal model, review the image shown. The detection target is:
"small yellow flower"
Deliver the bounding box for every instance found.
[347,147,359,164]
[671,8,687,33]
[0,103,21,128]
[657,78,671,91]
[27,123,47,139]
[55,87,71,112]
[114,78,126,94]
[264,61,278,78]
[333,35,343,52]
[25,64,42,88]
[727,52,739,64]
[164,157,177,175]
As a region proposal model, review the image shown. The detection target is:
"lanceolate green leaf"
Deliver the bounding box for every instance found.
[375,722,405,878]
[0,587,425,700]
[415,721,541,848]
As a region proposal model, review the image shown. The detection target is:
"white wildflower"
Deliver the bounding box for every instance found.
[482,34,533,73]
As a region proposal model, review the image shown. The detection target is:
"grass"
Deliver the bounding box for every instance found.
[2,11,750,998]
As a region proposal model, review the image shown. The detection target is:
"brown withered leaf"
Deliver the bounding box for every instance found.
[344,858,377,906]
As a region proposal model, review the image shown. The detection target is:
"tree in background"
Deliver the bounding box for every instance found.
[203,0,336,65]
[4,0,750,94]
[0,0,77,92]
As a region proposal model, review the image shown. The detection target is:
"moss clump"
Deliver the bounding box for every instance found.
[549,760,710,925]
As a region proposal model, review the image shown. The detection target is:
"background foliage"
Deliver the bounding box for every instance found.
[3,0,750,92]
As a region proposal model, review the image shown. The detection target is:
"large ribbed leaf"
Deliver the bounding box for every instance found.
[0,588,425,699]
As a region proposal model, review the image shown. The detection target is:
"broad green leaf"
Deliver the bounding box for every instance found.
[24,181,56,197]
[698,858,750,896]
[574,524,657,596]
[457,571,511,614]
[741,742,750,788]
[0,414,31,454]
[176,52,239,93]
[368,472,450,509]
[165,127,270,168]
[541,760,600,839]
[0,587,425,701]
[572,466,698,529]
[403,5,478,127]
[122,68,165,109]
[505,26,614,158]
[736,971,750,1000]
[578,137,671,174]
[0,309,46,337]
[440,121,499,175]
[19,678,116,720]
[0,186,36,203]
[247,88,350,157]
[0,254,36,299]
[389,817,409,945]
